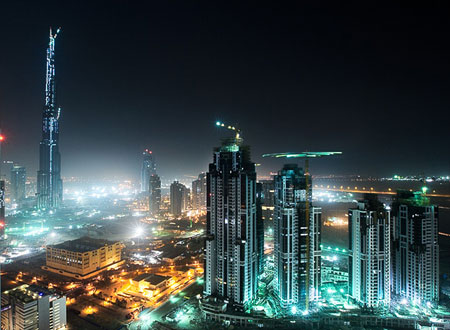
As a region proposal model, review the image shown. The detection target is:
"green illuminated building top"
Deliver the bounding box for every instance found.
[263,151,342,158]
[215,121,243,152]
[395,190,430,207]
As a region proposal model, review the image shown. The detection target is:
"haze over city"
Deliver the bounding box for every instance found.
[0,2,449,330]
[1,1,449,180]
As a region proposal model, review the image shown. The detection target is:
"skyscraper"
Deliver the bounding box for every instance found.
[1,284,67,330]
[348,196,391,308]
[183,186,191,211]
[259,179,275,223]
[0,180,5,238]
[273,164,321,311]
[149,174,161,217]
[192,172,207,211]
[309,206,322,303]
[391,190,439,304]
[37,28,63,210]
[141,149,156,192]
[204,136,258,307]
[170,180,187,217]
[256,183,264,274]
[10,165,26,202]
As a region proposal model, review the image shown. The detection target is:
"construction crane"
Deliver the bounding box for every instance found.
[263,151,341,309]
[215,121,241,140]
[263,151,342,182]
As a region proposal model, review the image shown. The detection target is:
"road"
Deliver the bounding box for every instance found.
[315,187,450,198]
[127,282,202,329]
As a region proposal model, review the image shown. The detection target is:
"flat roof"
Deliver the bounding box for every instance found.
[162,246,185,259]
[4,285,58,303]
[134,274,170,286]
[48,237,118,253]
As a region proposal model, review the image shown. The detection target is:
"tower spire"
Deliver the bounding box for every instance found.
[37,27,63,210]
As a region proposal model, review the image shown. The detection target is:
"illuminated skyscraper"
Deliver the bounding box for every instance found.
[10,165,26,202]
[309,205,321,303]
[183,186,191,211]
[149,174,161,217]
[0,131,4,237]
[391,191,439,304]
[170,180,188,216]
[273,164,321,311]
[141,149,156,192]
[192,172,207,210]
[259,179,275,222]
[37,28,63,210]
[1,284,67,330]
[349,196,391,308]
[256,183,265,274]
[0,180,5,238]
[204,136,258,307]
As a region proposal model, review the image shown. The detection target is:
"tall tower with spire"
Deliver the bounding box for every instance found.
[204,122,258,308]
[37,27,63,210]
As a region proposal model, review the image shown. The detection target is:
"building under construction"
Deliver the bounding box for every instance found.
[264,151,341,312]
[37,28,63,210]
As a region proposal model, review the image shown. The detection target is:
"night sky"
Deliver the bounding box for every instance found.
[1,1,449,180]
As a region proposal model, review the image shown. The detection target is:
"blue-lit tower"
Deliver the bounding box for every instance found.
[273,164,321,311]
[141,149,156,192]
[263,152,340,312]
[349,196,391,308]
[391,191,439,304]
[37,27,63,210]
[11,165,26,202]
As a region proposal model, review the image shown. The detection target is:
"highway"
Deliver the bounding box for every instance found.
[315,187,450,198]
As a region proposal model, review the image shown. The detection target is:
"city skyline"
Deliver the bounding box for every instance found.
[1,2,449,180]
[1,2,450,330]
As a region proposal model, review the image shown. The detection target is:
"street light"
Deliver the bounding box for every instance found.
[135,226,144,237]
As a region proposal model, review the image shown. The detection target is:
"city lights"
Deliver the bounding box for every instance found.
[0,6,448,330]
[134,226,144,237]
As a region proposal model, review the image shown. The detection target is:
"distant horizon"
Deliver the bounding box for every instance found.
[1,2,449,183]
[6,168,450,184]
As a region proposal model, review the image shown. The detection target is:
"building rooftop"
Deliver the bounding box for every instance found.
[395,190,430,207]
[134,273,170,286]
[4,284,58,303]
[48,237,117,253]
[162,246,185,259]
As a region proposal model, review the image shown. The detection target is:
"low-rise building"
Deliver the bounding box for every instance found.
[162,247,185,264]
[131,274,171,297]
[1,284,66,330]
[43,237,123,279]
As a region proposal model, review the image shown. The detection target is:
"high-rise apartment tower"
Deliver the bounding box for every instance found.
[391,190,439,304]
[349,196,391,308]
[149,174,161,217]
[204,136,258,307]
[273,164,321,311]
[11,165,26,202]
